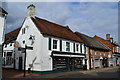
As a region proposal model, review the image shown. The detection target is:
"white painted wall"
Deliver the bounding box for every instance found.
[16,17,42,71]
[0,15,5,44]
[15,17,85,71]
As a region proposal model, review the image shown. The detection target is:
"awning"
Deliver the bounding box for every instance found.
[51,51,85,58]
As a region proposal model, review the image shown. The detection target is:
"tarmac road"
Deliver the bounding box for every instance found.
[2,66,120,80]
[54,67,120,78]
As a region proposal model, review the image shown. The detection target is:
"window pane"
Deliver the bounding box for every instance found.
[80,44,82,53]
[66,42,70,51]
[53,40,57,49]
[76,44,79,51]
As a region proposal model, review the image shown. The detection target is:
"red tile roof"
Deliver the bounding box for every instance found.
[5,27,21,44]
[93,35,112,49]
[31,16,83,43]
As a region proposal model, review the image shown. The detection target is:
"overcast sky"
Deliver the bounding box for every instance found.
[2,2,118,43]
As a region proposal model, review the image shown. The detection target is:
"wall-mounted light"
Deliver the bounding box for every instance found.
[29,35,35,45]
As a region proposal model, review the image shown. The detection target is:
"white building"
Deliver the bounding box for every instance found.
[0,7,7,44]
[3,28,21,68]
[0,7,8,79]
[4,4,86,73]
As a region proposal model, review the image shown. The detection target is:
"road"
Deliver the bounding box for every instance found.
[54,68,120,78]
[2,66,120,80]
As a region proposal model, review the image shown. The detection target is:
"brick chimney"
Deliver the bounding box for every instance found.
[106,34,110,40]
[27,4,35,17]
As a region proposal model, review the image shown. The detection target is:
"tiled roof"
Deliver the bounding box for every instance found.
[75,32,111,51]
[93,35,113,49]
[31,16,83,43]
[5,27,21,44]
[0,7,8,14]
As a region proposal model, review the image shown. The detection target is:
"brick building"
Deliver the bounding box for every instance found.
[94,35,120,66]
[75,32,111,70]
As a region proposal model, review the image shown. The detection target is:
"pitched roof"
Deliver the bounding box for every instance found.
[93,35,113,49]
[5,27,21,44]
[75,32,110,51]
[0,7,8,14]
[31,16,83,43]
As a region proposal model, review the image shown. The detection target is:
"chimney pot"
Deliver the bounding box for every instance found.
[106,34,110,40]
[27,4,35,17]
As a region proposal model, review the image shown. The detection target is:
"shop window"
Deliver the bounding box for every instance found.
[66,42,70,51]
[53,40,58,49]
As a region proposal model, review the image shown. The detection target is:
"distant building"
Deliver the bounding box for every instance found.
[94,35,120,66]
[112,43,120,66]
[3,27,21,68]
[75,32,111,70]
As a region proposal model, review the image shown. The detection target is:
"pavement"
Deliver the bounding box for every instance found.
[2,66,120,79]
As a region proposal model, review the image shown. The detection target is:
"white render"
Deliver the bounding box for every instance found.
[0,14,7,44]
[14,16,85,71]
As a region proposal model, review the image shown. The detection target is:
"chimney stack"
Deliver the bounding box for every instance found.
[106,34,110,40]
[27,4,35,17]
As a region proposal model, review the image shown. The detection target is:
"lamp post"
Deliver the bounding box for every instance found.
[18,45,33,77]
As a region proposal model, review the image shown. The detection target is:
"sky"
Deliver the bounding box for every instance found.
[1,2,119,44]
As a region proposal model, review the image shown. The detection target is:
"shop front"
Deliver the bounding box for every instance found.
[113,53,120,66]
[51,51,85,71]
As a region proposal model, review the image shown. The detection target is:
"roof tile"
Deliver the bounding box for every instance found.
[31,16,83,43]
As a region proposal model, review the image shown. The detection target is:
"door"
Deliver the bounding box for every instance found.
[69,58,74,71]
[19,57,23,71]
[102,58,108,67]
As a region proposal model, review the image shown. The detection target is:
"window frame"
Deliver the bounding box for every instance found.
[52,38,59,51]
[22,28,26,34]
[53,39,58,49]
[76,43,79,52]
[66,42,70,51]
